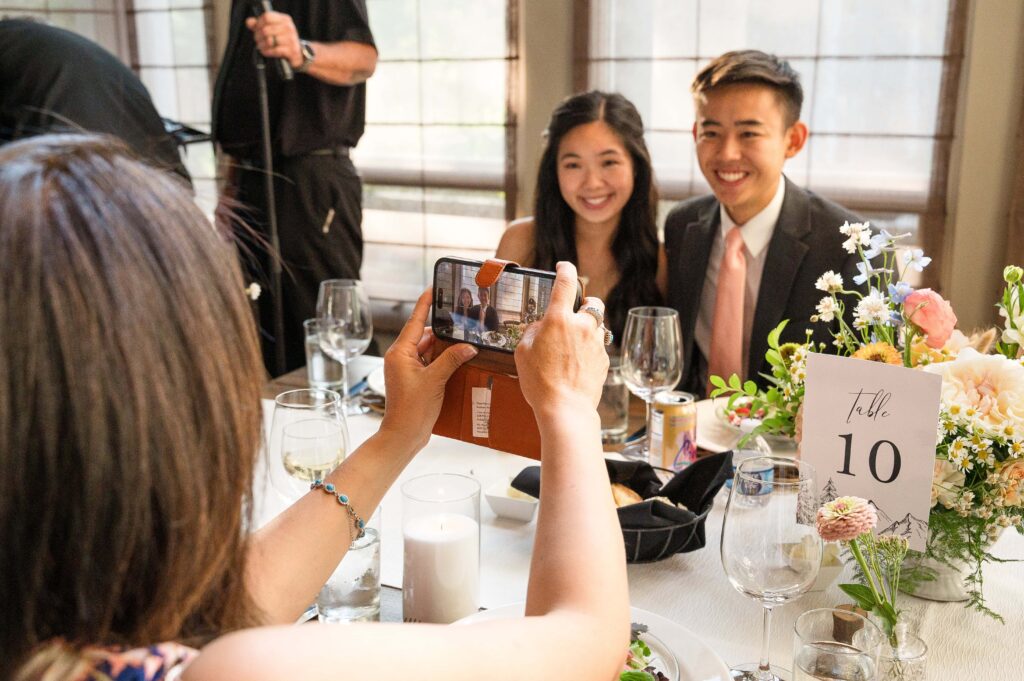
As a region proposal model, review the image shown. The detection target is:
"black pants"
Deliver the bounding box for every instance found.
[235,152,363,376]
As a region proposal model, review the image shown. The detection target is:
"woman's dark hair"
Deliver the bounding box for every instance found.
[532,90,661,342]
[0,135,263,678]
[456,287,473,316]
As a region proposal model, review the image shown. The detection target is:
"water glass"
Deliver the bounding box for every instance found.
[401,473,480,624]
[599,357,629,444]
[316,524,382,623]
[878,624,927,681]
[304,318,343,392]
[721,457,821,681]
[317,279,373,415]
[793,608,883,681]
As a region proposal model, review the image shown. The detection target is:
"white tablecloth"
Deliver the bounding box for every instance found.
[256,361,1021,680]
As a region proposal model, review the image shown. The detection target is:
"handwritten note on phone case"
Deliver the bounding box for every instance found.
[802,353,941,551]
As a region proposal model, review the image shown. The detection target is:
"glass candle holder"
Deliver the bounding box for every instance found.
[401,473,480,624]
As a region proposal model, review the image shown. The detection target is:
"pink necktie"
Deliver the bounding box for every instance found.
[708,227,746,392]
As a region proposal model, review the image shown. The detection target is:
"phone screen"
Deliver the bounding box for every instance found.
[432,257,570,353]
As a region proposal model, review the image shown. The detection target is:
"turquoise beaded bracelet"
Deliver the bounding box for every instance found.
[311,479,366,540]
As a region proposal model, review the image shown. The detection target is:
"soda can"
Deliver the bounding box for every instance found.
[649,391,697,472]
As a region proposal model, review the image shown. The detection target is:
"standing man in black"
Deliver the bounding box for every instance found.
[0,19,189,184]
[213,0,376,374]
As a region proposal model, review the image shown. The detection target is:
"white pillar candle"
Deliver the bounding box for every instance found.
[402,512,480,624]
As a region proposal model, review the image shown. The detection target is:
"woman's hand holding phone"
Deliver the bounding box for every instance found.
[380,289,478,450]
[515,262,608,422]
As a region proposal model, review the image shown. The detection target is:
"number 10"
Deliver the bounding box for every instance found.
[837,433,902,483]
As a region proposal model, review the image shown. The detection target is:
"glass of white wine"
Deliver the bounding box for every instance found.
[269,388,345,499]
[281,418,348,485]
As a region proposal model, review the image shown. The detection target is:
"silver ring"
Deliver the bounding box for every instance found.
[581,305,604,327]
[602,325,614,346]
[271,34,278,48]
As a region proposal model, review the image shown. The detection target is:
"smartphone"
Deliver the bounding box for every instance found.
[431,256,582,353]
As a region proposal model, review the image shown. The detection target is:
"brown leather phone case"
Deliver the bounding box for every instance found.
[430,258,569,460]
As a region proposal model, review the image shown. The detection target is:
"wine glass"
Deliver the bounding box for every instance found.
[281,417,348,485]
[316,279,373,415]
[619,307,683,462]
[721,456,822,681]
[269,388,345,499]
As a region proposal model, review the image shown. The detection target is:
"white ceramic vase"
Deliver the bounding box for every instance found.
[900,553,971,602]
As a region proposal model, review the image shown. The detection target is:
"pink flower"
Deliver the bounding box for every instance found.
[904,288,957,349]
[816,496,878,542]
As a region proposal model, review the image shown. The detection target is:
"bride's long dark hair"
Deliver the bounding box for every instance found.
[532,90,662,342]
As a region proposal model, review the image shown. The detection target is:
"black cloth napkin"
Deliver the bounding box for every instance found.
[511,452,733,562]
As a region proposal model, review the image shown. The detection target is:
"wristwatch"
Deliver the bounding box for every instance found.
[296,39,315,74]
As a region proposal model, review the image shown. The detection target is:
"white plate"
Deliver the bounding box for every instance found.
[453,604,730,681]
[481,330,507,347]
[696,398,797,456]
[366,366,386,397]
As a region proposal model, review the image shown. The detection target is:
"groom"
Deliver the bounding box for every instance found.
[664,50,864,398]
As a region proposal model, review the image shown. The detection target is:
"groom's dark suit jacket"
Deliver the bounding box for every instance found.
[664,177,863,398]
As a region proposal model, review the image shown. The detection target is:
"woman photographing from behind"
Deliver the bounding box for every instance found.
[1,135,627,681]
[497,90,666,344]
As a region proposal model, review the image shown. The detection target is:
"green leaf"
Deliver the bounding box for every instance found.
[728,374,742,390]
[766,320,789,349]
[709,375,728,390]
[620,672,656,681]
[743,380,758,395]
[766,349,784,369]
[839,583,878,611]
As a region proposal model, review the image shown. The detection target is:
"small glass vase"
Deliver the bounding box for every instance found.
[878,623,927,681]
[900,552,971,602]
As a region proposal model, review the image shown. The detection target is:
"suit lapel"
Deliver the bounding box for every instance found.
[748,178,811,376]
[676,206,718,370]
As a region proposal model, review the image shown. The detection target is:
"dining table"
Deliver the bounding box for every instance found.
[258,356,1021,681]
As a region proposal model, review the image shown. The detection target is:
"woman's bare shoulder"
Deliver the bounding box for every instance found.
[496,218,536,266]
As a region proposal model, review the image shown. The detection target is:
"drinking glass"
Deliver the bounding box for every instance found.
[304,318,344,392]
[316,279,373,415]
[721,457,821,681]
[281,417,348,484]
[619,307,683,462]
[316,521,382,623]
[268,388,345,499]
[793,608,883,681]
[599,355,629,444]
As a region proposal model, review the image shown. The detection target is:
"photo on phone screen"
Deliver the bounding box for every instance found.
[432,258,558,353]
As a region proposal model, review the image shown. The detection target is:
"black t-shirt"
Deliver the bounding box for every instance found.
[0,19,189,182]
[212,0,375,159]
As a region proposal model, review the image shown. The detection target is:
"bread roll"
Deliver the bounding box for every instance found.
[611,483,643,507]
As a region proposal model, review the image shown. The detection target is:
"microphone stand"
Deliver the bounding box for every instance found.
[253,48,287,376]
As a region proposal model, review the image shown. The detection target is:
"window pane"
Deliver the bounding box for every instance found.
[698,0,820,58]
[367,0,419,59]
[813,58,942,136]
[808,135,933,204]
[419,0,505,58]
[366,62,421,124]
[171,9,208,65]
[136,11,175,65]
[591,0,698,59]
[174,66,212,125]
[648,131,696,195]
[421,125,505,175]
[421,60,505,124]
[819,0,948,56]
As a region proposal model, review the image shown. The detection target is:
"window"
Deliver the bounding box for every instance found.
[357,0,517,303]
[581,0,966,283]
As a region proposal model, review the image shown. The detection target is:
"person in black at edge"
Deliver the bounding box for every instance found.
[0,19,190,185]
[212,0,377,375]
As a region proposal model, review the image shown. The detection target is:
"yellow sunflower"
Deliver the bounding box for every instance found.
[852,341,902,365]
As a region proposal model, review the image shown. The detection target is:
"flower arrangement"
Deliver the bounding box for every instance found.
[816,496,909,646]
[711,221,1024,619]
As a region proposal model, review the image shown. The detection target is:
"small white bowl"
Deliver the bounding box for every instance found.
[485,481,538,522]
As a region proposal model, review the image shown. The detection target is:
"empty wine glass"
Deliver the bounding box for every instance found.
[721,456,822,681]
[619,307,683,463]
[316,279,373,415]
[269,388,345,499]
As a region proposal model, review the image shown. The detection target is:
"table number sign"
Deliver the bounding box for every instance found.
[801,353,942,551]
